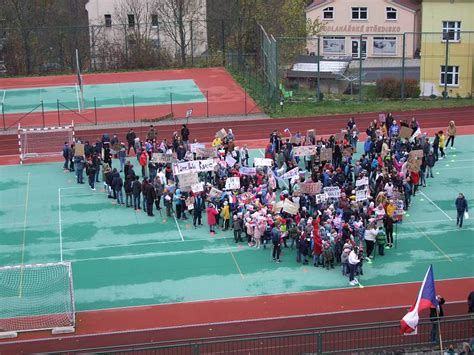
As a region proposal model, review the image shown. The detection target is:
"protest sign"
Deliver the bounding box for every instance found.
[293,145,317,157]
[279,167,300,180]
[356,188,368,202]
[185,196,195,207]
[75,143,84,156]
[315,193,328,204]
[225,154,237,167]
[186,109,193,119]
[334,132,344,142]
[319,148,332,162]
[323,186,341,199]
[282,199,299,215]
[152,153,177,164]
[272,201,284,213]
[290,135,301,145]
[254,158,273,167]
[216,128,227,140]
[190,143,205,153]
[178,172,199,188]
[409,150,424,158]
[239,167,256,175]
[225,177,240,190]
[307,129,315,138]
[191,182,204,193]
[209,187,223,199]
[239,192,255,204]
[343,147,354,157]
[379,113,386,123]
[173,159,217,175]
[355,177,369,187]
[195,147,217,158]
[298,182,321,195]
[399,126,412,139]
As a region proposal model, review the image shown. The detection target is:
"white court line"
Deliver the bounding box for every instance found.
[409,221,453,262]
[173,212,185,241]
[75,83,80,112]
[1,89,6,109]
[58,188,63,262]
[63,236,229,252]
[419,191,453,221]
[70,246,239,263]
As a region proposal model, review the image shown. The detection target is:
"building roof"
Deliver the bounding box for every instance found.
[307,0,421,12]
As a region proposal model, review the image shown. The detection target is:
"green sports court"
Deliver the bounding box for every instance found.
[0,137,473,312]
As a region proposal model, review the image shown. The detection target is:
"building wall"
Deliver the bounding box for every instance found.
[306,0,420,59]
[420,0,474,98]
[85,0,208,67]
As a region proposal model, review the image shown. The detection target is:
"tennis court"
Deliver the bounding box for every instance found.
[0,137,473,313]
[1,79,206,114]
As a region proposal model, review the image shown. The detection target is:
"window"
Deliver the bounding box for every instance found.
[104,14,112,28]
[442,21,461,41]
[323,7,334,20]
[151,14,159,27]
[351,7,367,20]
[440,65,459,86]
[373,37,397,55]
[128,14,135,28]
[323,36,345,54]
[386,7,397,20]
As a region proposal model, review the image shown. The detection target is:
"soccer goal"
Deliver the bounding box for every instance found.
[0,262,75,337]
[18,121,75,164]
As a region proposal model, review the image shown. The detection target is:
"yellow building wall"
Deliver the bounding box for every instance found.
[420,0,474,97]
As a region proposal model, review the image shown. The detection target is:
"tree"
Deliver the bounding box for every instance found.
[154,0,205,66]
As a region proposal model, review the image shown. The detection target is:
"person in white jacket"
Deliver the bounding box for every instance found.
[348,247,361,285]
[364,224,378,263]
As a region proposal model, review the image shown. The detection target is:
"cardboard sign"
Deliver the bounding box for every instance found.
[355,177,369,187]
[290,136,301,145]
[379,113,386,123]
[185,196,195,207]
[152,153,178,164]
[343,147,354,157]
[195,147,217,158]
[356,188,368,202]
[399,126,412,139]
[216,128,227,140]
[190,143,205,153]
[209,187,223,199]
[75,143,85,156]
[279,167,300,180]
[298,182,322,195]
[186,109,193,119]
[273,201,284,213]
[225,154,237,167]
[178,172,199,188]
[282,199,299,215]
[409,150,424,158]
[239,167,256,176]
[293,145,317,157]
[307,129,315,137]
[254,158,273,167]
[323,186,341,199]
[225,177,240,190]
[319,148,332,162]
[191,182,204,193]
[315,193,328,204]
[172,159,217,175]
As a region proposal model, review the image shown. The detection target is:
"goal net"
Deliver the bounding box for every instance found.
[18,122,75,164]
[0,262,75,334]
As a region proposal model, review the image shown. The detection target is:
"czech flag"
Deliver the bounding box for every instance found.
[400,265,438,334]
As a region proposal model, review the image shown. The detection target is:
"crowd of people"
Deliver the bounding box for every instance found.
[61,116,468,286]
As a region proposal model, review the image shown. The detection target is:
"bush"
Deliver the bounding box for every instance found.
[375,77,420,99]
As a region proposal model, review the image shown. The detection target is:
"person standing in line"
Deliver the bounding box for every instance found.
[145,181,156,217]
[271,222,282,263]
[132,176,141,211]
[455,193,469,228]
[63,142,71,170]
[446,121,456,149]
[193,193,205,228]
[181,124,190,148]
[206,203,218,234]
[348,246,361,286]
[429,295,445,343]
[86,158,96,191]
[126,129,136,155]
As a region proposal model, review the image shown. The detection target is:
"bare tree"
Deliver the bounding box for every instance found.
[154,0,205,66]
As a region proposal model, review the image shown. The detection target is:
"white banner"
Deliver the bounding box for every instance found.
[355,177,369,187]
[282,199,299,215]
[315,193,329,204]
[151,153,177,163]
[190,143,205,153]
[225,177,240,190]
[239,167,256,175]
[356,188,369,202]
[191,182,204,193]
[279,167,299,180]
[225,154,237,168]
[292,145,317,157]
[254,158,273,167]
[178,172,199,188]
[323,186,341,199]
[173,159,217,175]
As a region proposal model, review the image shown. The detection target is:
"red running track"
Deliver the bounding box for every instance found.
[0,278,472,353]
[0,68,260,129]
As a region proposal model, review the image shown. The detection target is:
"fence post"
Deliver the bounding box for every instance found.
[57,99,61,126]
[132,95,136,122]
[316,332,323,354]
[358,34,363,102]
[316,36,321,102]
[221,20,226,66]
[190,20,194,66]
[94,97,97,125]
[41,100,45,127]
[244,86,247,116]
[401,33,406,99]
[444,37,449,99]
[206,90,209,117]
[170,92,173,115]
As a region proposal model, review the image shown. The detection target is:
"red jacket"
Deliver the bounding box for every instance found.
[139,152,148,167]
[206,207,218,225]
[410,171,420,185]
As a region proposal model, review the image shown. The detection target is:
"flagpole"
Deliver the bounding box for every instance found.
[436,307,443,354]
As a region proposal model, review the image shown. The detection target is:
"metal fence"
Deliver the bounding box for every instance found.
[272,31,474,104]
[52,315,473,354]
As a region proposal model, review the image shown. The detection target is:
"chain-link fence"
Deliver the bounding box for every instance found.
[270,31,474,103]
